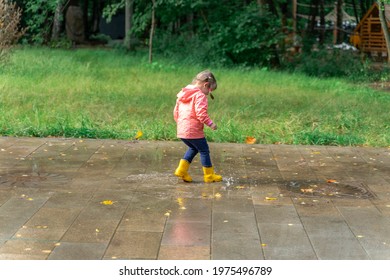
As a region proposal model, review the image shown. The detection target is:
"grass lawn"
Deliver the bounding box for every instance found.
[0,47,389,147]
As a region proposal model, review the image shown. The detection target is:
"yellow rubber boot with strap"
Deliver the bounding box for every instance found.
[203,166,222,183]
[174,159,192,182]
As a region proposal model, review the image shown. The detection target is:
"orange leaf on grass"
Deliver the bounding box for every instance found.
[245,136,256,144]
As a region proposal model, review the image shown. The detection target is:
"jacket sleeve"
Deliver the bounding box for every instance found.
[194,93,213,126]
[173,101,179,123]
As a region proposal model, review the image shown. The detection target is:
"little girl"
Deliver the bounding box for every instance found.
[173,70,222,183]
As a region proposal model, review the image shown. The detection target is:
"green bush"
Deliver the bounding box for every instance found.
[288,48,390,82]
[210,3,283,67]
[154,3,284,67]
[290,48,357,77]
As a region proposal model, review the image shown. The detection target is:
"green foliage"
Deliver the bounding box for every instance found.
[0,0,25,63]
[1,47,389,147]
[49,36,73,49]
[13,0,385,74]
[22,0,57,44]
[209,3,284,66]
[154,2,285,67]
[102,1,125,23]
[288,48,390,82]
[289,48,356,78]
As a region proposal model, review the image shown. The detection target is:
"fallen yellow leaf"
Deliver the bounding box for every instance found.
[101,200,114,205]
[214,193,222,198]
[265,197,277,201]
[135,130,143,140]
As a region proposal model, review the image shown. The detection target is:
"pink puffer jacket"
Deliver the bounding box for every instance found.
[173,85,213,139]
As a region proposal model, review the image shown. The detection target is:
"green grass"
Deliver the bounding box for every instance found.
[0,46,389,147]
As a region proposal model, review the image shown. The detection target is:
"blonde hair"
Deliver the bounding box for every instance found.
[192,70,217,91]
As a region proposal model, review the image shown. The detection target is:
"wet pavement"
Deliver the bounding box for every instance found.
[0,136,389,260]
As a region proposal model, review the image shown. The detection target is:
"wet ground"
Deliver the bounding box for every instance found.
[0,136,389,260]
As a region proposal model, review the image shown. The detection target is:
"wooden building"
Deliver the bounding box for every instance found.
[350,3,390,57]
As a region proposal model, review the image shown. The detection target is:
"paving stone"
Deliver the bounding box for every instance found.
[158,245,210,260]
[0,137,389,260]
[337,206,390,259]
[0,191,11,206]
[13,207,81,241]
[168,198,212,222]
[300,216,370,259]
[118,209,167,232]
[212,212,263,260]
[255,204,301,224]
[61,218,120,243]
[48,242,107,260]
[213,196,254,213]
[0,239,57,260]
[104,232,162,260]
[161,220,211,247]
[258,223,317,260]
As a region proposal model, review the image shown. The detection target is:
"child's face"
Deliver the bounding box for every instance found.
[199,82,212,95]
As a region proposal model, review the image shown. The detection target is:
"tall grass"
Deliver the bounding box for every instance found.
[0,47,389,147]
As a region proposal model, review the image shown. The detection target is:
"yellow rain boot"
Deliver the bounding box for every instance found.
[203,166,222,183]
[174,159,192,182]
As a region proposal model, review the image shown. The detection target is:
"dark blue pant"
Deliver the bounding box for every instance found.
[181,138,212,167]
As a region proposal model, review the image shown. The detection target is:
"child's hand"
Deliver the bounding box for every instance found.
[210,123,217,130]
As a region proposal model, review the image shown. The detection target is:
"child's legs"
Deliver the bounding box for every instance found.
[181,138,212,167]
[181,139,198,163]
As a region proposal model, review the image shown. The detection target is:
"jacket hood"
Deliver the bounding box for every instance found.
[177,85,202,103]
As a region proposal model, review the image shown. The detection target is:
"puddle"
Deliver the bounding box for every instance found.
[0,172,69,188]
[281,180,375,199]
[124,173,178,184]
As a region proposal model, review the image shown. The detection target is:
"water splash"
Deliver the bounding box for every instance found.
[224,176,235,187]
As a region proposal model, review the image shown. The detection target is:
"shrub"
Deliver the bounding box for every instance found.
[154,3,285,67]
[289,48,359,77]
[0,0,24,62]
[288,47,390,82]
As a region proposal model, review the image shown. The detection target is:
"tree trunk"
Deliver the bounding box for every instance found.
[257,0,267,16]
[266,0,278,17]
[125,0,134,50]
[378,0,390,63]
[308,0,318,36]
[187,12,194,37]
[83,0,89,40]
[351,0,359,23]
[149,0,156,64]
[292,0,297,43]
[336,0,343,44]
[360,0,368,18]
[319,0,325,45]
[51,0,66,40]
[91,0,102,34]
